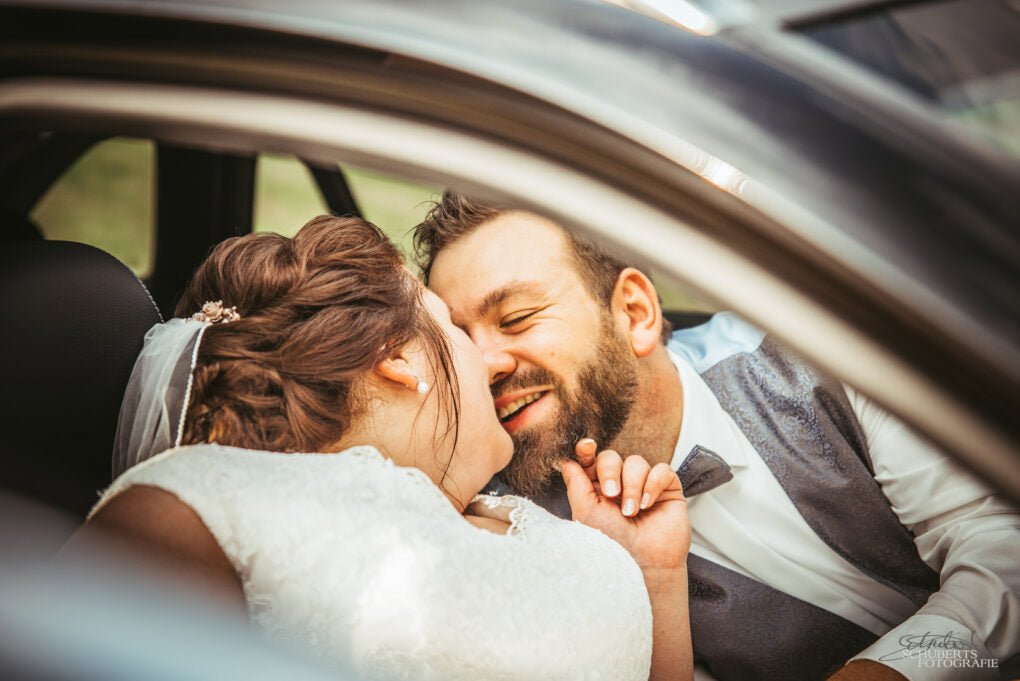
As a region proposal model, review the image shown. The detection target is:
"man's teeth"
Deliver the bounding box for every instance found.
[498,392,544,421]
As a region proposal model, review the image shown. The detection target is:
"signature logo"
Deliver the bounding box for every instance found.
[879,631,975,662]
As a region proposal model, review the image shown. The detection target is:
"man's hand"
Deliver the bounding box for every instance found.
[561,439,690,570]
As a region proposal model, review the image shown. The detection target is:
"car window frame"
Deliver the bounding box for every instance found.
[1,75,1017,505]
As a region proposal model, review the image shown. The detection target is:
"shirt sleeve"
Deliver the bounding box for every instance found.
[844,386,1020,681]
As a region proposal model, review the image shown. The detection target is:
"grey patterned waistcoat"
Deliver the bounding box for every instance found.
[684,334,938,680]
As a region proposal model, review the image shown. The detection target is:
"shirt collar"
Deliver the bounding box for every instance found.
[668,349,749,471]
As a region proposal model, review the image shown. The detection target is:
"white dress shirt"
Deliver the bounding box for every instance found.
[668,349,1020,681]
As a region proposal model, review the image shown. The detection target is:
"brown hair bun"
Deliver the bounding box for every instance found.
[174,215,458,453]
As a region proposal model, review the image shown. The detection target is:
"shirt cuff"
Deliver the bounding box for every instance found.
[851,614,999,681]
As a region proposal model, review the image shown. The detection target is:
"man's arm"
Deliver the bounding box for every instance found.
[832,388,1020,681]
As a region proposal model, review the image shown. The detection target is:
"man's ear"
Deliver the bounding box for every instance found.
[611,268,663,358]
[373,353,421,392]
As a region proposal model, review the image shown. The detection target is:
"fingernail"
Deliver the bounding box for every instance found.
[622,499,636,516]
[640,493,651,509]
[604,480,619,497]
[578,438,596,450]
[551,459,563,472]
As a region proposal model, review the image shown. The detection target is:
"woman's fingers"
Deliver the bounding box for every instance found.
[561,459,597,519]
[574,440,685,518]
[640,463,683,510]
[620,455,651,517]
[574,438,599,481]
[595,449,624,498]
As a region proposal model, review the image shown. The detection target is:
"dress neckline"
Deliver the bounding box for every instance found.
[468,493,531,537]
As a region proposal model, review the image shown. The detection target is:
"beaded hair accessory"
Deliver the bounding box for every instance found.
[191,300,241,324]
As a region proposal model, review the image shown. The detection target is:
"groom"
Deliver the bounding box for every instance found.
[414,193,1020,681]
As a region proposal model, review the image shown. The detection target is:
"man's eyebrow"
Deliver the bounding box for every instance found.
[474,281,544,319]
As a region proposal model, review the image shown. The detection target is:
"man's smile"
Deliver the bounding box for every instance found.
[494,388,553,433]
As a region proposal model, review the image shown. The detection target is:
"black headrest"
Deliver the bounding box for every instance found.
[0,240,163,518]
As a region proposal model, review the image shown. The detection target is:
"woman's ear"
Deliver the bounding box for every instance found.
[374,351,430,395]
[611,268,663,359]
[374,354,420,392]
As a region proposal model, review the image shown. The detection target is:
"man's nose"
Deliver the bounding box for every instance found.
[484,346,517,386]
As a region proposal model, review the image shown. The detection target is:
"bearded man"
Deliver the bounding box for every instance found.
[414,192,1020,681]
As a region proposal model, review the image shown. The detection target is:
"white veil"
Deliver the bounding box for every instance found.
[112,318,211,478]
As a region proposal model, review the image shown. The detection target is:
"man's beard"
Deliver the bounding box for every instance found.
[498,317,639,497]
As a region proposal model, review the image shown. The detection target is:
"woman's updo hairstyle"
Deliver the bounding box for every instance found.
[174,215,459,453]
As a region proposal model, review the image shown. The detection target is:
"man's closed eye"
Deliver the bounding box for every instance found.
[501,310,539,328]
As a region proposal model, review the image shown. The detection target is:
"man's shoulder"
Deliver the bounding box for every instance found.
[667,312,766,374]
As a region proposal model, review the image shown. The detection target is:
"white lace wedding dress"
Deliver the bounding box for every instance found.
[92,444,653,680]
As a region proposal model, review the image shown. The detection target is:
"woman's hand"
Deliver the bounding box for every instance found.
[564,440,695,681]
[561,439,691,571]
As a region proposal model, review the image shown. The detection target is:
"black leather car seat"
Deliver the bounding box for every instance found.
[0,240,163,518]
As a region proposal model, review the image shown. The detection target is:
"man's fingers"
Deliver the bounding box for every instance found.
[620,455,651,517]
[574,439,599,480]
[640,463,682,510]
[595,449,623,498]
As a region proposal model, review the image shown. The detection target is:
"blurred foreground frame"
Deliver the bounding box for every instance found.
[0,491,370,681]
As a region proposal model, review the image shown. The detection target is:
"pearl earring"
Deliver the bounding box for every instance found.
[415,378,429,394]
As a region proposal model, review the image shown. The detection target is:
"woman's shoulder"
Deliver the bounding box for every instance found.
[96,443,406,506]
[91,443,273,520]
[92,443,459,541]
[84,443,461,584]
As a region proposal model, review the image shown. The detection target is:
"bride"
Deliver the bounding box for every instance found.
[69,215,693,681]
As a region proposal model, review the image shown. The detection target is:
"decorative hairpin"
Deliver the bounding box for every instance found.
[191,300,241,324]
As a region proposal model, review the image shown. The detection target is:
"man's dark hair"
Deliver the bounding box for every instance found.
[413,192,502,284]
[413,191,672,343]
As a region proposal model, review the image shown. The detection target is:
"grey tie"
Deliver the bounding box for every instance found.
[676,445,733,497]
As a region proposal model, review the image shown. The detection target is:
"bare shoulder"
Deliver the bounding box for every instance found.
[65,485,246,613]
[88,485,218,554]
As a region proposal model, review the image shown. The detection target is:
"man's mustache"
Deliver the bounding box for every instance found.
[491,367,561,401]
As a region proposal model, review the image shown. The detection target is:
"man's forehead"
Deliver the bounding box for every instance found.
[429,212,576,306]
[456,211,569,261]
